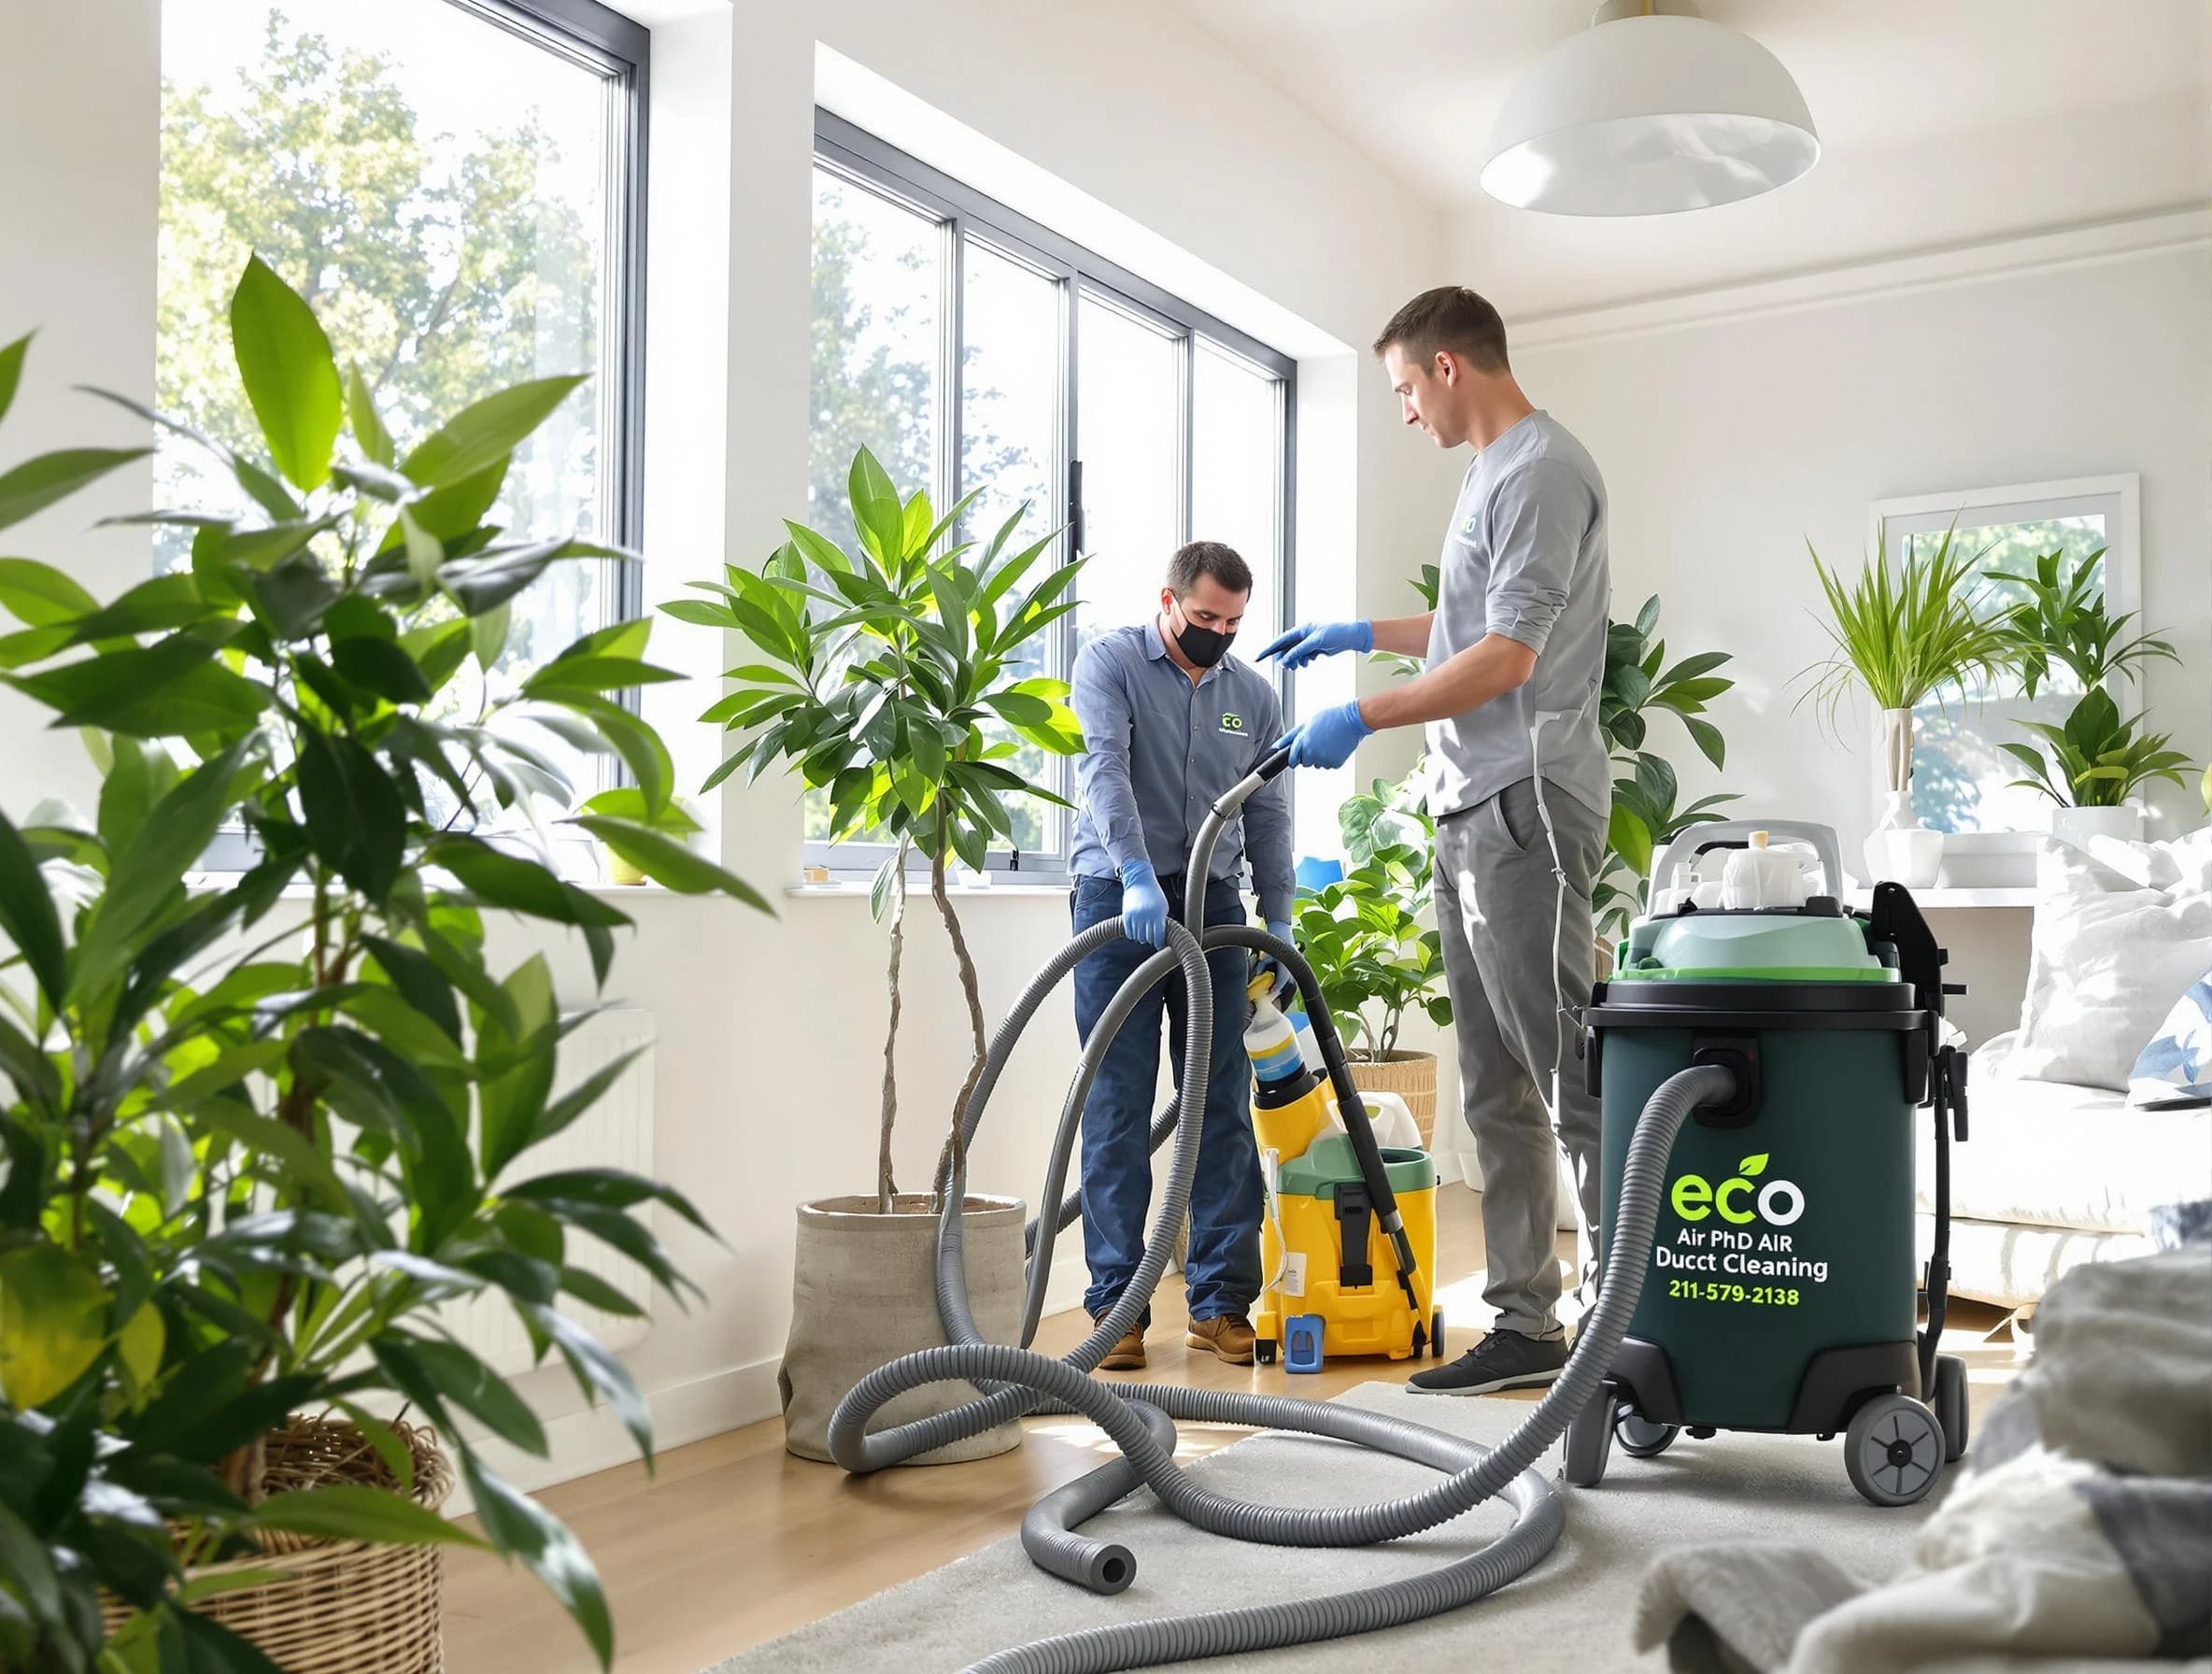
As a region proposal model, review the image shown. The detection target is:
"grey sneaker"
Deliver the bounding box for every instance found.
[1408,1329,1568,1396]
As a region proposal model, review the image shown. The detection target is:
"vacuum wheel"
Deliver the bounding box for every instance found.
[1563,1390,1614,1487]
[1430,1308,1446,1358]
[1614,1409,1680,1458]
[1255,1336,1278,1366]
[1845,1393,1945,1507]
[1934,1355,1969,1463]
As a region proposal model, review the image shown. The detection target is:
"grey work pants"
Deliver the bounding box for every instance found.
[1433,774,1607,1340]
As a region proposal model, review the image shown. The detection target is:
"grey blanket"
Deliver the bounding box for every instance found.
[1635,1247,2212,1673]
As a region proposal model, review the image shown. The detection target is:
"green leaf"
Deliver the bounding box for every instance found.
[524,1302,654,1460]
[0,1247,109,1409]
[570,816,772,910]
[8,636,266,738]
[333,1400,415,1497]
[410,1338,548,1457]
[523,656,684,697]
[1683,715,1727,771]
[0,556,101,626]
[361,934,462,1045]
[402,376,586,489]
[0,333,27,429]
[461,1455,613,1668]
[248,1483,489,1549]
[0,447,151,533]
[331,635,434,705]
[345,362,394,467]
[407,454,509,543]
[229,254,344,491]
[846,448,904,569]
[524,1048,651,1156]
[1737,1153,1769,1177]
[0,805,68,1011]
[295,731,406,903]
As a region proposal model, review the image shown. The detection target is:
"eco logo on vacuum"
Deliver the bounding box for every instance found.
[1669,1152,1804,1227]
[1655,1153,1829,1290]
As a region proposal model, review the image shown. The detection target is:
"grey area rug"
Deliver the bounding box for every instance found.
[713,1382,1936,1674]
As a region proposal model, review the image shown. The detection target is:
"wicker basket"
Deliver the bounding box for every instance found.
[101,1415,453,1673]
[1346,1050,1439,1150]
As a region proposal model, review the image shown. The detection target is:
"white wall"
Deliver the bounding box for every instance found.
[0,0,1454,1488]
[1496,229,2212,1043]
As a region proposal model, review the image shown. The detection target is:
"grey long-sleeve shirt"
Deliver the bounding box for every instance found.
[1425,409,1612,823]
[1068,620,1295,923]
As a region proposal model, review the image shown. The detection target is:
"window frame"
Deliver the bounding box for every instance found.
[808,110,1297,884]
[1867,473,2141,858]
[174,0,650,874]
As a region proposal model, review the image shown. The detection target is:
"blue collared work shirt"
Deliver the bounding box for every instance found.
[1068,620,1295,924]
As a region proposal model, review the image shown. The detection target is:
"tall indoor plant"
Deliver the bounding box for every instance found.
[669,447,1084,1462]
[1985,547,2185,845]
[1800,526,2015,887]
[0,262,764,1672]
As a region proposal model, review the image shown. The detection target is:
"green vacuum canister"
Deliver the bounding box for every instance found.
[1570,822,1972,1508]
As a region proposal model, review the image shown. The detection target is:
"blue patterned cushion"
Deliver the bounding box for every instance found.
[2129,975,2212,1107]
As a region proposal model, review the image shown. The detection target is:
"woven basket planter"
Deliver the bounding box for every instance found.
[101,1415,454,1673]
[1347,1051,1439,1150]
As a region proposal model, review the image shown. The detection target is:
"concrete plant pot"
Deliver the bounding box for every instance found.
[778,1194,1027,1466]
[2049,804,2145,850]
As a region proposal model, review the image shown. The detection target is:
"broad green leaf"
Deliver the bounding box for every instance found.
[0,1246,109,1409]
[192,1100,347,1206]
[398,505,444,592]
[523,655,684,697]
[345,362,395,467]
[0,804,67,1011]
[846,447,904,570]
[525,1302,653,1459]
[333,1399,415,1497]
[567,821,768,912]
[115,1300,164,1402]
[361,934,463,1045]
[331,635,434,705]
[1684,716,1727,771]
[0,333,26,429]
[0,447,151,534]
[407,454,509,543]
[230,254,344,491]
[410,1338,547,1457]
[461,1455,613,1667]
[0,556,100,626]
[249,1483,489,1548]
[8,636,266,739]
[296,731,407,903]
[402,376,585,489]
[425,835,631,930]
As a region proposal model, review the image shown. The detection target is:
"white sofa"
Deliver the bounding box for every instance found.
[1916,1031,2211,1310]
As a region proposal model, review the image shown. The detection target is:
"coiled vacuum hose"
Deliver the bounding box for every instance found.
[827,782,1737,1674]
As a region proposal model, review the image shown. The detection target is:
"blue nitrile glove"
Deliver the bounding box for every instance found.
[1255,916,1297,985]
[1118,858,1169,947]
[1274,701,1372,770]
[1258,619,1373,670]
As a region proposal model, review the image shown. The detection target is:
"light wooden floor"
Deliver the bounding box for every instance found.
[442,1189,2022,1674]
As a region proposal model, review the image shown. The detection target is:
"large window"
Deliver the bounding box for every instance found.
[1871,475,2140,839]
[158,0,646,833]
[808,114,1296,876]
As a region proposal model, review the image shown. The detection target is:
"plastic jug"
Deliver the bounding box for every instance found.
[1722,830,1815,910]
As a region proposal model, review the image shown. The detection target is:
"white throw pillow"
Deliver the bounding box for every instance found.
[2009,837,2212,1092]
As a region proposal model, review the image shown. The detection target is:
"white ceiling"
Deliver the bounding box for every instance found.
[1170,0,2212,316]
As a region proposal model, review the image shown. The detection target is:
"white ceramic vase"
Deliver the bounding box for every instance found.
[1862,709,1944,888]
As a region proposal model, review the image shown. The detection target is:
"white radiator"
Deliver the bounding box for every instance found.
[443,1007,658,1377]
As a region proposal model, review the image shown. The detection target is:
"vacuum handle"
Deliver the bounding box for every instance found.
[1255,743,1295,781]
[1651,819,1845,899]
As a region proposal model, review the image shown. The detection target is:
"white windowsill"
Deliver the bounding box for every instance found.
[1846,887,2036,910]
[785,880,1071,900]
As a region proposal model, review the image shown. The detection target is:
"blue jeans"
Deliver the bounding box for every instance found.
[1071,873,1262,1324]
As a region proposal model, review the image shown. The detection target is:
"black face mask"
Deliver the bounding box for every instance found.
[1169,603,1235,669]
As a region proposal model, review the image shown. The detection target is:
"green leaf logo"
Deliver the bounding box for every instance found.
[1738,1153,1769,1177]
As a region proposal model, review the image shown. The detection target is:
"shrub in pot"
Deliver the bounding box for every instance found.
[0,267,769,1668]
[668,447,1083,1462]
[1983,546,2185,848]
[1301,774,1451,1149]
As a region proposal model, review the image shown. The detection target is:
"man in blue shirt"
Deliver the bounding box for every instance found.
[1069,540,1296,1369]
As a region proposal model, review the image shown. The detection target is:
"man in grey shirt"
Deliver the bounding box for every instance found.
[1069,540,1295,1370]
[1266,287,1610,1396]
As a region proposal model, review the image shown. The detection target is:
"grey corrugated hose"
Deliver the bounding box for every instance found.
[826,766,1733,1674]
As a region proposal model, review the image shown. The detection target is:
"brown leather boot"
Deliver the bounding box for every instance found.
[1186,1315,1256,1365]
[1093,1315,1145,1370]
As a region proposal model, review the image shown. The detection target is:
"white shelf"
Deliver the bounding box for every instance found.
[1846,887,2035,910]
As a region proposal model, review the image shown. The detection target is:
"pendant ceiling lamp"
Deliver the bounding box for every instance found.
[1482,0,1819,216]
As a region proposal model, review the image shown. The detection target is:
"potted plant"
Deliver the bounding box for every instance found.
[1592,594,1739,958]
[584,787,704,885]
[0,263,766,1670]
[1300,773,1452,1148]
[667,447,1084,1464]
[1983,547,2183,846]
[1800,527,2015,887]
